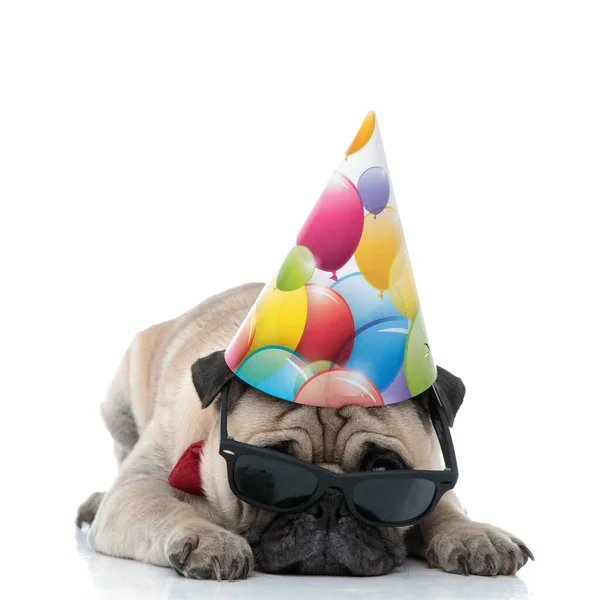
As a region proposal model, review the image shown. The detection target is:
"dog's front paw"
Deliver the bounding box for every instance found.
[427,521,533,576]
[166,524,254,581]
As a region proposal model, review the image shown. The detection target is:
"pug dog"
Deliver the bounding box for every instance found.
[77,283,532,579]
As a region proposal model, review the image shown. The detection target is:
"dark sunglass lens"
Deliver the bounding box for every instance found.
[233,455,319,509]
[353,478,436,524]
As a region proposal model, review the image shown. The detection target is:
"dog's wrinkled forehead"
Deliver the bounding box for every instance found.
[225,382,429,469]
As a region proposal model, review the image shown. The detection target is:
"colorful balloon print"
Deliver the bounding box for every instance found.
[295,284,354,365]
[404,309,437,397]
[276,245,316,292]
[342,317,408,392]
[225,308,257,370]
[389,248,419,320]
[237,347,313,401]
[293,359,338,395]
[345,111,376,159]
[296,173,364,281]
[294,369,384,407]
[382,366,411,404]
[246,283,308,358]
[332,272,402,331]
[355,207,404,295]
[357,166,390,217]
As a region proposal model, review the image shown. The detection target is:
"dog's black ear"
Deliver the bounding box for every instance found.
[191,350,234,409]
[434,366,466,427]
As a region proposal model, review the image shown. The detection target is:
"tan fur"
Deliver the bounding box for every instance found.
[80,283,531,579]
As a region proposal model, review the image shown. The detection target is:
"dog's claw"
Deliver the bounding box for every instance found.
[485,555,497,575]
[458,556,470,576]
[519,544,534,562]
[168,540,195,573]
[211,558,222,581]
[179,542,193,564]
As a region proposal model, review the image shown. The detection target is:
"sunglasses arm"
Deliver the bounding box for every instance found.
[430,383,459,475]
[220,380,231,440]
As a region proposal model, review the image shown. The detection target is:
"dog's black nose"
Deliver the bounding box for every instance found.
[309,490,350,531]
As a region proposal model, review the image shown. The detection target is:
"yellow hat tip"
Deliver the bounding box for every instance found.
[345,111,377,159]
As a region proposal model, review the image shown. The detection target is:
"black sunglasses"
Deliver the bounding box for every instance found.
[219,380,458,527]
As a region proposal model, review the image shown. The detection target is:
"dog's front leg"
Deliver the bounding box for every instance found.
[414,491,533,576]
[88,440,254,580]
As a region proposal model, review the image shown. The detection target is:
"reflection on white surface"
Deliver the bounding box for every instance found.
[75,528,532,600]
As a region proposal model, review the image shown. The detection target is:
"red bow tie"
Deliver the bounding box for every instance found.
[168,441,205,496]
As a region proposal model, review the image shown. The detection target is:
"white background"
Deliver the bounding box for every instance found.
[1,2,599,598]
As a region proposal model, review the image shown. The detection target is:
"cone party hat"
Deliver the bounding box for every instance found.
[225,112,436,407]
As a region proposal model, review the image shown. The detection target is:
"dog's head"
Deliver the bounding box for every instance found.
[191,351,465,576]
